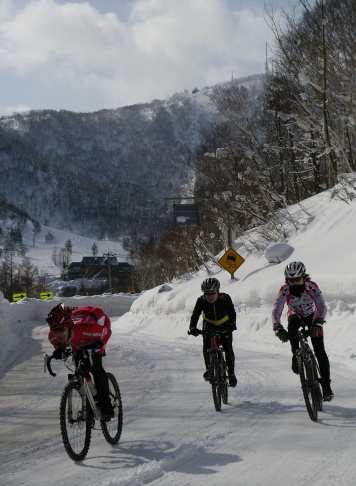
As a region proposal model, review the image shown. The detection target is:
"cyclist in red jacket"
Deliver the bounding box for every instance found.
[272,261,333,401]
[47,302,114,420]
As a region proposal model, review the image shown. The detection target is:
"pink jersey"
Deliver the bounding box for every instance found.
[48,306,111,355]
[272,280,327,326]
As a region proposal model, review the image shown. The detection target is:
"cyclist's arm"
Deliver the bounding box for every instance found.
[307,281,327,320]
[190,297,204,328]
[225,294,236,323]
[271,284,289,327]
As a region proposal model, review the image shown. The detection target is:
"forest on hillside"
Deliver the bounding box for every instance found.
[134,0,356,289]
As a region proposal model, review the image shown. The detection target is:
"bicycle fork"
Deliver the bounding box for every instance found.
[67,376,100,425]
[84,380,102,421]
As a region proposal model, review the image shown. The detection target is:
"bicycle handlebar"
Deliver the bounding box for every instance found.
[44,348,96,377]
[187,329,229,337]
[44,354,56,376]
[287,328,310,339]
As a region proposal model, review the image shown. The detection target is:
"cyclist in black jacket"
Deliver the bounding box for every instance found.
[189,278,237,387]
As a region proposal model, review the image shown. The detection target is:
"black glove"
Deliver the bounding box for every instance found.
[274,326,289,343]
[52,347,64,360]
[229,322,237,331]
[188,327,200,337]
[310,319,324,338]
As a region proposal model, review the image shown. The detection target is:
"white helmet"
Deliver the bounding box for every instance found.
[284,261,307,279]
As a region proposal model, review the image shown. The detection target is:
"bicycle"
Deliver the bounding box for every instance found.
[289,329,323,422]
[44,348,123,461]
[189,329,229,411]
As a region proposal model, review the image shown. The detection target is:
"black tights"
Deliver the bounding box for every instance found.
[288,314,330,382]
[87,353,113,414]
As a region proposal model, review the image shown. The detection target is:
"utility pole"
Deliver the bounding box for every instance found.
[103,250,116,293]
[166,196,234,279]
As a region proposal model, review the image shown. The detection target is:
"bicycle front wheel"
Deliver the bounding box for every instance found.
[298,353,318,422]
[60,381,91,461]
[311,354,323,412]
[101,372,123,444]
[209,352,222,411]
[221,356,228,405]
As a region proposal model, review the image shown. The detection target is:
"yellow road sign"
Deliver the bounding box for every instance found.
[13,292,27,302]
[40,292,53,299]
[218,248,245,274]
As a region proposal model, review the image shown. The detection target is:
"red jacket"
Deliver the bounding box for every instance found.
[48,306,112,356]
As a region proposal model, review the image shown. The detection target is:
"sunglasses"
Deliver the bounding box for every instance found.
[204,291,217,295]
[51,326,66,332]
[288,277,303,283]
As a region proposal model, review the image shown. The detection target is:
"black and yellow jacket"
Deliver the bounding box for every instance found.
[190,293,236,329]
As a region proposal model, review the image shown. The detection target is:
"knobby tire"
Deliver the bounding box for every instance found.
[298,354,318,422]
[60,381,91,461]
[209,352,222,411]
[311,354,323,412]
[101,372,123,444]
[221,355,228,405]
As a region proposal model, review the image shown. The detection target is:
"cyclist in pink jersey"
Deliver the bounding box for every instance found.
[272,261,333,401]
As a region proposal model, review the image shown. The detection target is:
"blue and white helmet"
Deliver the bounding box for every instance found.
[284,261,307,279]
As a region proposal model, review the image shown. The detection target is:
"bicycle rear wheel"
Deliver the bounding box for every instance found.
[311,355,323,412]
[60,381,91,461]
[222,381,228,405]
[101,372,123,444]
[209,352,222,411]
[298,353,318,421]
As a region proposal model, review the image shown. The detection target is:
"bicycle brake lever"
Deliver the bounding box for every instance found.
[44,354,56,377]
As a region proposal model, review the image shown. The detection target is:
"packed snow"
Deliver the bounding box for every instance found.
[1,177,356,485]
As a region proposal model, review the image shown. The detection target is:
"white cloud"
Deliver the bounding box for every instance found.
[4,103,32,115]
[0,0,281,113]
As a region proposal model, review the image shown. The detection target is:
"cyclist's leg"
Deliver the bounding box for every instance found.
[287,314,303,373]
[311,335,333,399]
[287,313,303,351]
[220,332,235,374]
[202,322,211,380]
[220,331,236,386]
[90,354,114,417]
[311,336,330,379]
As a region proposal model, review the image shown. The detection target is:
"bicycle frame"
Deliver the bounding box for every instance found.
[207,333,228,378]
[293,329,321,378]
[289,328,323,421]
[188,328,229,411]
[45,349,101,420]
[44,348,123,461]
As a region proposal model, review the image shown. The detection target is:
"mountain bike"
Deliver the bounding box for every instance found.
[189,329,229,411]
[289,329,323,422]
[44,348,123,461]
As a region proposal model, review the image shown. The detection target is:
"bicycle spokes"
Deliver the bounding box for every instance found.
[60,382,91,461]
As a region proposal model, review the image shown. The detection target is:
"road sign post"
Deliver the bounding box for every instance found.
[13,292,27,302]
[40,292,53,299]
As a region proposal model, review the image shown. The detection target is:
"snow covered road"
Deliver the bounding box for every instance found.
[1,317,356,486]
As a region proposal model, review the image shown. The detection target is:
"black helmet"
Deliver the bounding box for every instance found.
[201,277,220,293]
[46,303,72,331]
[284,261,307,279]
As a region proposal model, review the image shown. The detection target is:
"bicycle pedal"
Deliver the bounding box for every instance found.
[323,395,333,402]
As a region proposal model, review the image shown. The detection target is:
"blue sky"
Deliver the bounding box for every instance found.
[0,0,308,116]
